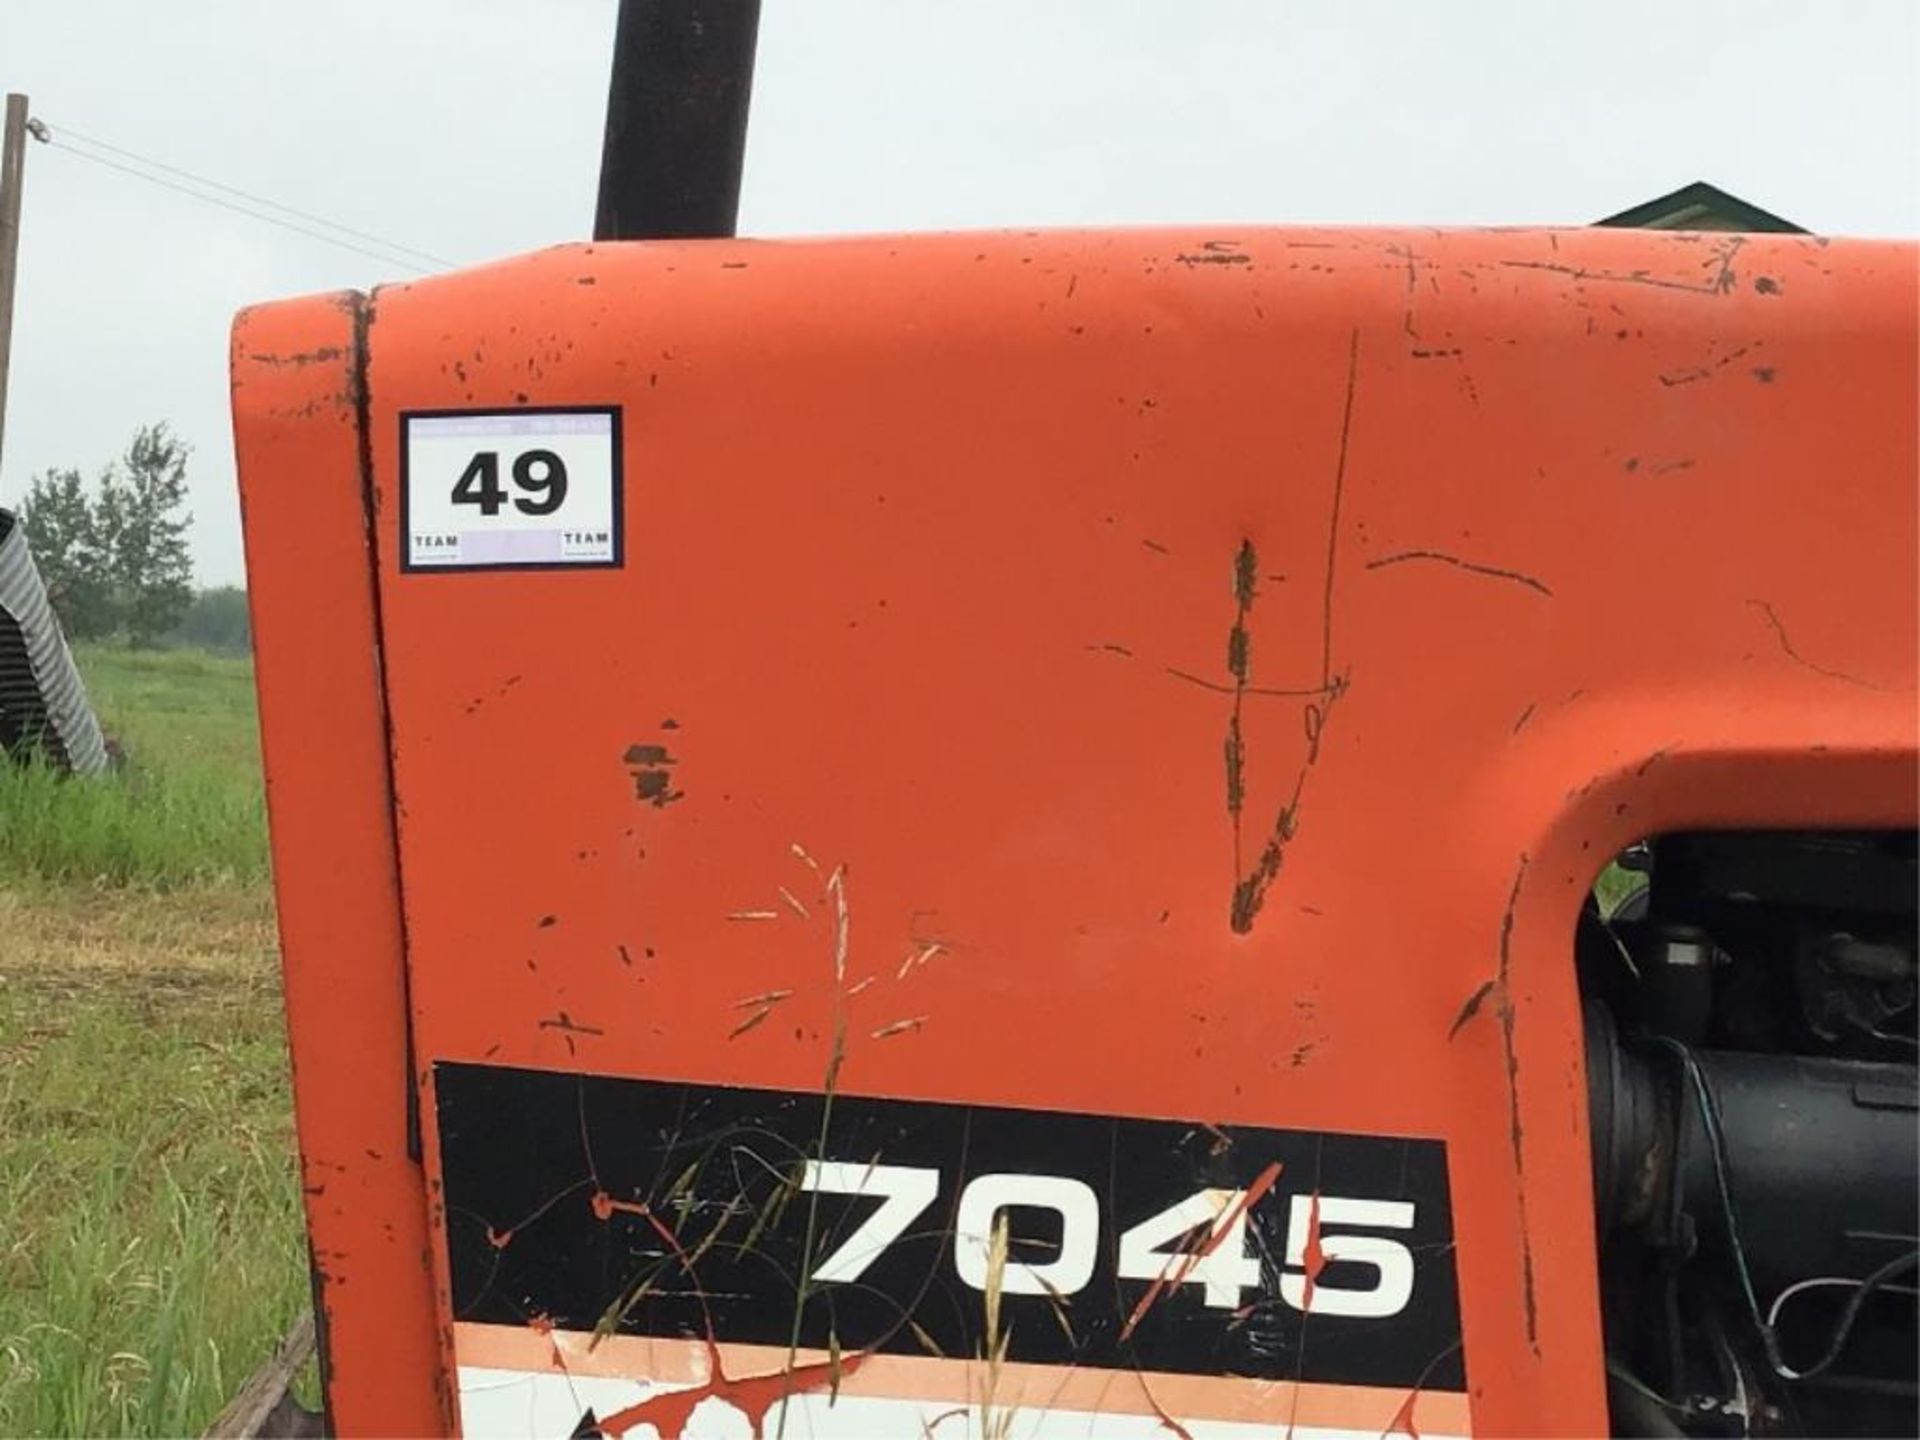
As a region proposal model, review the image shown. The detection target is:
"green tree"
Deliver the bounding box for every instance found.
[167,586,251,654]
[98,424,195,647]
[20,466,112,639]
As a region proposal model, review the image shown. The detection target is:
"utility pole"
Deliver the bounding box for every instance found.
[0,93,28,491]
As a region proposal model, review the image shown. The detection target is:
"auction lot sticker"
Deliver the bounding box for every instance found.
[401,408,622,572]
[436,1061,1471,1438]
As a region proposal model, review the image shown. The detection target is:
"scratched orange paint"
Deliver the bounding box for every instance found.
[234,225,1918,1435]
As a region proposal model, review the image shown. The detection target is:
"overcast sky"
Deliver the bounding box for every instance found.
[4,1,1915,585]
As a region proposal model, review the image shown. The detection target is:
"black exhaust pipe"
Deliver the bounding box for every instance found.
[593,0,762,241]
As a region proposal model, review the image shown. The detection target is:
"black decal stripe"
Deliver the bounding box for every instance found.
[434,1061,1466,1391]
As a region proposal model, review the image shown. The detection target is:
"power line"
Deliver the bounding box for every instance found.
[43,139,434,274]
[47,121,453,268]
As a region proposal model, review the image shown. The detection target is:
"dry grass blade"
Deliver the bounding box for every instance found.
[1036,1274,1077,1347]
[732,989,794,1010]
[738,1166,800,1259]
[896,941,944,979]
[980,1211,1015,1440]
[663,1159,701,1210]
[780,856,852,1440]
[827,866,850,985]
[728,1006,776,1040]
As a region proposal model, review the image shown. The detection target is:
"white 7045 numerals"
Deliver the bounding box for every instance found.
[1115,1186,1263,1308]
[798,1162,1417,1318]
[801,1161,940,1284]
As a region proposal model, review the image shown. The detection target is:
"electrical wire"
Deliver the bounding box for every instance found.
[1652,1035,1920,1382]
[1604,1359,1693,1416]
[1773,1252,1919,1380]
[45,139,428,273]
[46,121,454,268]
[38,129,441,275]
[1766,1274,1920,1332]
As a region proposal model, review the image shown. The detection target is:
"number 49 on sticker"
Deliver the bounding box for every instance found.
[450,450,569,517]
[402,408,623,572]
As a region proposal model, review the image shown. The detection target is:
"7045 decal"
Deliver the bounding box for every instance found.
[802,1159,1417,1319]
[434,1062,1464,1392]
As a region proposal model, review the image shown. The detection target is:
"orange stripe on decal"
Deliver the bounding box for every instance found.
[452,1321,1472,1433]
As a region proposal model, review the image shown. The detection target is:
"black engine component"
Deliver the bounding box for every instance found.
[1585,830,1918,1439]
[1589,1017,1916,1300]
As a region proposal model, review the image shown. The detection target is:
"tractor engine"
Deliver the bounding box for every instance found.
[1585,830,1917,1437]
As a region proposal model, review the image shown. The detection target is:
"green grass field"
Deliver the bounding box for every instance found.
[0,648,268,890]
[0,647,306,1437]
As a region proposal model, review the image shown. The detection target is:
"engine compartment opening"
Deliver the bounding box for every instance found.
[1581,829,1917,1439]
